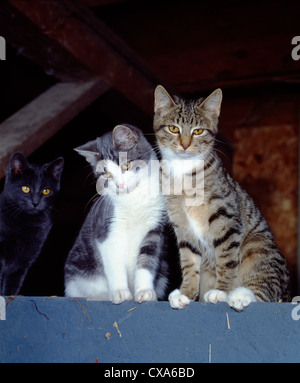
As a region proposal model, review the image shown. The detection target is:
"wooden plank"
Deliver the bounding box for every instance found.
[0,78,109,178]
[97,1,300,94]
[0,2,93,82]
[1,297,299,362]
[8,0,167,115]
[78,0,125,6]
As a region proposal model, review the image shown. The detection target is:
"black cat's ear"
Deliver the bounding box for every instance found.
[112,125,138,150]
[199,88,223,118]
[154,85,176,115]
[46,157,64,181]
[10,152,29,175]
[74,140,99,167]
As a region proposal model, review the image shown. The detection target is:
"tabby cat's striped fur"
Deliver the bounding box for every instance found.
[154,85,290,310]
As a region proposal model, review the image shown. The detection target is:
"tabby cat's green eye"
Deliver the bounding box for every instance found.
[21,186,30,194]
[193,128,204,135]
[42,188,51,196]
[103,172,112,178]
[121,162,131,171]
[168,125,180,134]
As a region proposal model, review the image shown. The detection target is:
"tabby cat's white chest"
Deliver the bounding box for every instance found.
[185,204,211,253]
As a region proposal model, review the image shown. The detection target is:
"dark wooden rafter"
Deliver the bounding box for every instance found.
[7,0,167,115]
[91,1,300,95]
[78,0,126,7]
[0,0,170,177]
[0,79,109,178]
[0,2,93,82]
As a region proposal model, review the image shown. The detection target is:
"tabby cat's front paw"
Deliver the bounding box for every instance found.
[111,289,133,304]
[228,287,256,311]
[204,289,228,304]
[135,289,157,303]
[169,289,191,310]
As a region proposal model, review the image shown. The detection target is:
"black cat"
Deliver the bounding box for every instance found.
[0,152,64,295]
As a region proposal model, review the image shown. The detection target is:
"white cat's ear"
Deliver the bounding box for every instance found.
[154,85,176,114]
[112,125,138,150]
[10,152,29,175]
[199,88,223,118]
[74,140,99,167]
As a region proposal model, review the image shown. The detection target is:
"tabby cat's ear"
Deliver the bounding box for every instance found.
[74,140,99,167]
[10,152,29,175]
[154,85,176,114]
[112,125,138,150]
[199,88,223,118]
[46,157,64,181]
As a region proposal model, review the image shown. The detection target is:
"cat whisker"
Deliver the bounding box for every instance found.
[213,137,227,146]
[84,170,97,188]
[44,208,55,225]
[4,204,22,219]
[84,193,100,212]
[213,147,230,162]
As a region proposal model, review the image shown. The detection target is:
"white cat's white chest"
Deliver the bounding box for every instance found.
[113,182,163,230]
[96,180,163,291]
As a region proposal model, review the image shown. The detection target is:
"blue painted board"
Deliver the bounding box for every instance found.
[0,297,299,363]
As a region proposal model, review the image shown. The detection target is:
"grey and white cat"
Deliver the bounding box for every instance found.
[64,124,168,303]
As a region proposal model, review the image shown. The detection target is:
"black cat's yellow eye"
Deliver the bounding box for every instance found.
[42,188,51,196]
[168,125,180,134]
[103,172,112,178]
[121,162,131,171]
[193,128,204,135]
[21,186,30,194]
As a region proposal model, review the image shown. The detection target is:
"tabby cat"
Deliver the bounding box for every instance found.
[0,152,64,295]
[153,85,290,310]
[64,124,169,303]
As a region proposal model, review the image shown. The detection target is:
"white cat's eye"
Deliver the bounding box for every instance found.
[21,186,30,194]
[102,172,112,178]
[121,162,131,171]
[193,128,204,135]
[168,125,180,134]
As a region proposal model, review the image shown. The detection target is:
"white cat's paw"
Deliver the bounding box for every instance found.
[135,289,157,303]
[168,289,191,310]
[111,289,133,304]
[204,289,228,304]
[228,287,256,311]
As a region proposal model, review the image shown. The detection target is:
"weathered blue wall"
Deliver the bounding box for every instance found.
[0,297,299,363]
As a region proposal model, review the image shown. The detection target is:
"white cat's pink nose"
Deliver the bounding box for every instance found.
[117,183,125,189]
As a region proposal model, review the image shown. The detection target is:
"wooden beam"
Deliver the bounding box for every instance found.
[7,0,166,115]
[78,0,125,7]
[0,2,93,82]
[0,78,109,178]
[98,1,300,95]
